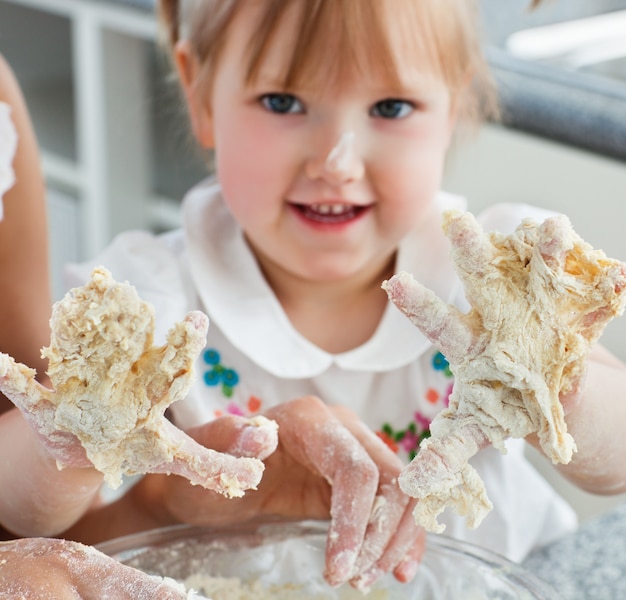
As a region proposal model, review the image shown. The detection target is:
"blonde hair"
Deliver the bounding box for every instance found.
[158,0,499,126]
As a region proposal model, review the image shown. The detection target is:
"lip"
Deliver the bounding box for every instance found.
[287,201,372,228]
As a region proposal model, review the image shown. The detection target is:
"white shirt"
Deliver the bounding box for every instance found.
[67,178,577,562]
[0,101,18,220]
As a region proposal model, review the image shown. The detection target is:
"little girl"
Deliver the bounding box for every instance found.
[67,0,626,591]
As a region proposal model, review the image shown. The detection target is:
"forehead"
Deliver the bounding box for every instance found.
[229,0,453,92]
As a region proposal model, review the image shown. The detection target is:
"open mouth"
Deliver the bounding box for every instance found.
[291,202,369,224]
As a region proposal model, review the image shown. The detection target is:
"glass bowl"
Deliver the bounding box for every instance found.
[97,520,558,599]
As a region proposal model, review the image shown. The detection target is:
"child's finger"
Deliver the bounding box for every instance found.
[146,418,267,497]
[351,499,425,590]
[266,397,380,588]
[443,209,497,280]
[389,501,425,582]
[329,406,412,581]
[0,352,53,413]
[186,414,279,460]
[382,273,474,363]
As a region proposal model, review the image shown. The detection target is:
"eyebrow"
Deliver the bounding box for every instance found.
[248,72,320,96]
[249,73,289,88]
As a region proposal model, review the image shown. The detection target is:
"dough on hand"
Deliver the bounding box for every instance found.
[0,267,276,496]
[383,210,626,532]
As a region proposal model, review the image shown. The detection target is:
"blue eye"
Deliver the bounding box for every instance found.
[261,93,304,114]
[371,99,414,119]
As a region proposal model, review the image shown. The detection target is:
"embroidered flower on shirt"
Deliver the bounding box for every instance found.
[432,351,453,377]
[203,349,265,418]
[214,396,264,419]
[379,413,432,461]
[377,350,453,461]
[247,395,262,413]
[202,348,240,398]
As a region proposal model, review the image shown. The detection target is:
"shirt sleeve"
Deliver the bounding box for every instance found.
[477,202,558,235]
[0,102,18,220]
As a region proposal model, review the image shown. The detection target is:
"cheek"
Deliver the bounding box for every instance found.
[371,129,449,229]
[376,141,446,203]
[213,114,283,219]
[214,110,306,228]
[372,116,451,178]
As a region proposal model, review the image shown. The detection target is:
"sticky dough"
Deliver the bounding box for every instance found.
[383,210,626,532]
[19,266,275,494]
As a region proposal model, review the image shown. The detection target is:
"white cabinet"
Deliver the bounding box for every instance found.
[0,0,208,295]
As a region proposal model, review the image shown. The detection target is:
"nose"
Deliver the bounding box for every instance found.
[305,130,364,185]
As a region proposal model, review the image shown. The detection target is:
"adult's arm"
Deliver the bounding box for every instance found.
[0,54,51,412]
[0,56,103,537]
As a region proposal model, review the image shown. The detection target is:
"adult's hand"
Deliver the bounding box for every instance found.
[0,537,190,599]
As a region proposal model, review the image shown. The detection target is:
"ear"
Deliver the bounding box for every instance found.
[174,40,215,149]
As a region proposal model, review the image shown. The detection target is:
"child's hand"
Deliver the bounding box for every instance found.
[0,351,277,497]
[0,266,279,497]
[147,397,425,591]
[384,210,626,532]
[323,403,425,591]
[0,537,191,599]
[264,399,424,590]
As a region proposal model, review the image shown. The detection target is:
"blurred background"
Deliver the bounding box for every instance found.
[1,0,626,523]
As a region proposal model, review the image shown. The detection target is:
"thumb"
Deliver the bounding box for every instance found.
[186,414,279,460]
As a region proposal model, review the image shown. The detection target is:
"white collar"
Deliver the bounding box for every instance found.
[183,179,466,378]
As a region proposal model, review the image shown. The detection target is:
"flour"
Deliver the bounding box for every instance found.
[185,574,389,599]
[384,210,626,532]
[106,523,552,599]
[0,267,273,496]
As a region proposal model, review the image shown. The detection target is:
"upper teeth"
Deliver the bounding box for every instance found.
[312,203,352,214]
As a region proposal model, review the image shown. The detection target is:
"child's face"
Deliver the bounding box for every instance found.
[179,2,456,285]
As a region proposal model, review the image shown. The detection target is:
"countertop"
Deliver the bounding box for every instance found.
[523,501,626,599]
